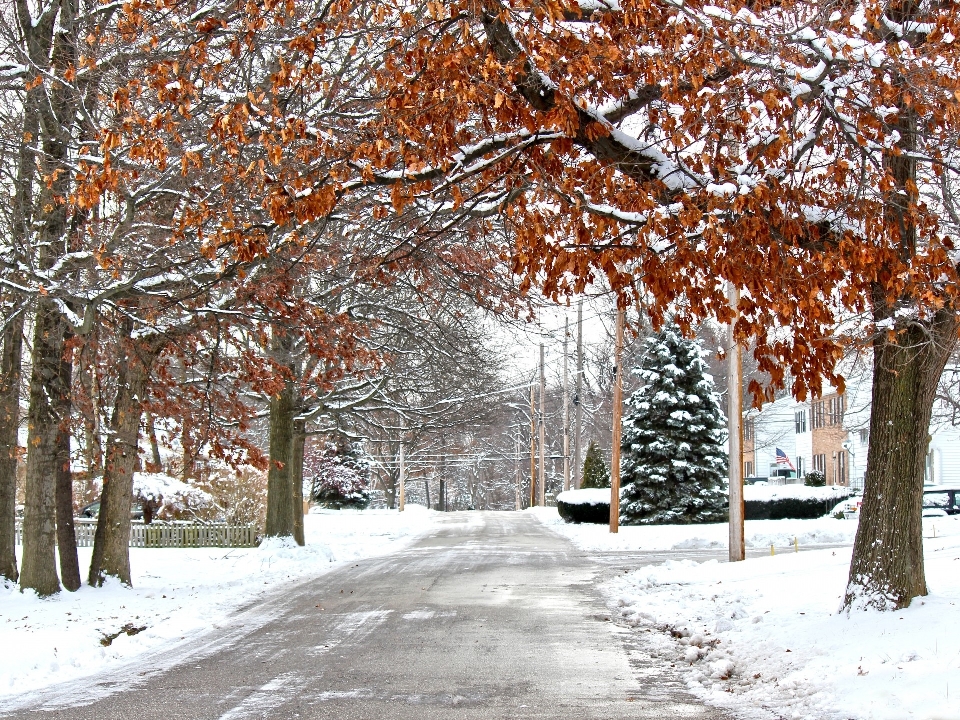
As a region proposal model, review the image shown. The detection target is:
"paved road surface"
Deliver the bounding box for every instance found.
[6,513,734,719]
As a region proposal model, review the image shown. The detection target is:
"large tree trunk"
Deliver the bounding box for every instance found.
[54,339,80,591]
[0,312,24,583]
[88,328,163,586]
[20,300,68,596]
[384,468,397,510]
[264,328,297,539]
[264,380,296,538]
[0,49,40,582]
[840,14,956,611]
[844,310,958,610]
[291,419,306,546]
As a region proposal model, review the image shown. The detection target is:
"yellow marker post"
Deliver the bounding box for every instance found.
[794,537,798,553]
[770,544,775,556]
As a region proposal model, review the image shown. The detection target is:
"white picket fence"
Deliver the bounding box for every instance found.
[14,519,258,548]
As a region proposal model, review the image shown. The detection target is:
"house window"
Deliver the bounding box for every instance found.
[813,454,826,473]
[812,401,825,429]
[744,419,755,442]
[836,450,847,485]
[859,428,869,444]
[744,461,754,477]
[796,456,804,477]
[795,409,808,434]
[827,395,846,426]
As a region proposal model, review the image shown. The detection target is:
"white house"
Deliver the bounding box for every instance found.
[744,371,960,488]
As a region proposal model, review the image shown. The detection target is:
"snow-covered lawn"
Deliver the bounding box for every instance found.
[536,508,960,720]
[0,506,438,701]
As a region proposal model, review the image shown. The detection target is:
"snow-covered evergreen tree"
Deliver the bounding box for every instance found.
[620,326,728,524]
[581,441,610,489]
[306,440,372,509]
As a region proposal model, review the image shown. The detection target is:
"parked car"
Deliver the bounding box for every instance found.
[831,488,959,519]
[78,501,144,521]
[922,487,960,517]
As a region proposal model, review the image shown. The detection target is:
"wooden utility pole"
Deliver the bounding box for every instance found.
[515,427,521,511]
[440,452,447,511]
[728,283,745,561]
[610,308,625,533]
[562,317,571,492]
[397,440,406,512]
[538,343,546,507]
[529,384,537,508]
[574,299,584,488]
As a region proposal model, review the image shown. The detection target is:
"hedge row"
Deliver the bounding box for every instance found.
[557,498,611,524]
[743,493,854,520]
[557,492,855,524]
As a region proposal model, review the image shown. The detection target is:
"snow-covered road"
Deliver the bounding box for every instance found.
[4,512,731,719]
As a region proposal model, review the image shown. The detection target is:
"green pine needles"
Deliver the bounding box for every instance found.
[620,326,728,524]
[581,440,611,489]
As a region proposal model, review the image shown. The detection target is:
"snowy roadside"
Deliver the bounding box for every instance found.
[0,506,439,701]
[534,508,960,720]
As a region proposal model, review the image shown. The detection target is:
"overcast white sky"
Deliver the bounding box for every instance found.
[493,293,619,382]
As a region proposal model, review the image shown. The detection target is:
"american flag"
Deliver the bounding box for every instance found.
[775,448,796,471]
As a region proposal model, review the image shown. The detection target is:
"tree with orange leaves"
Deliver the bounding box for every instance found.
[361,0,960,611]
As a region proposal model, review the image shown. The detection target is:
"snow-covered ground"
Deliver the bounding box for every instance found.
[0,506,439,701]
[536,508,960,720]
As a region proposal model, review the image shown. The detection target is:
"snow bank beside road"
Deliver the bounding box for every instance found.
[0,507,438,702]
[535,507,960,720]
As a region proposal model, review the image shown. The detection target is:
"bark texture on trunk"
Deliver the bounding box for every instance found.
[146,413,163,472]
[88,330,163,586]
[384,470,397,510]
[0,50,38,582]
[844,310,957,610]
[20,299,67,596]
[291,419,306,546]
[0,312,24,583]
[264,380,296,538]
[54,341,80,591]
[264,328,298,539]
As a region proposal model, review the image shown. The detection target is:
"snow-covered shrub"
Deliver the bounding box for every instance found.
[132,472,214,523]
[803,470,826,487]
[619,326,728,524]
[305,440,371,509]
[556,489,610,524]
[581,441,611,489]
[200,466,267,527]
